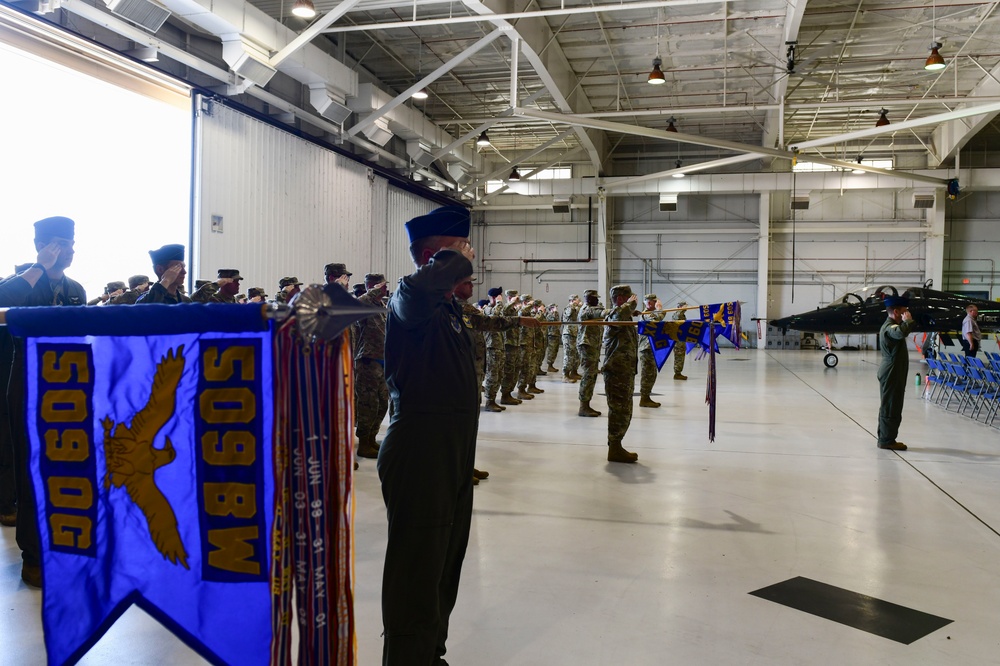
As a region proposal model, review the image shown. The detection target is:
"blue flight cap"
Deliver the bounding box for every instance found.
[487,287,503,298]
[34,216,75,242]
[477,299,490,307]
[883,296,909,308]
[149,244,185,267]
[405,206,470,244]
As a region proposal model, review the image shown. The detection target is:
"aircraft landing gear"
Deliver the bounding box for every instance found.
[823,353,839,368]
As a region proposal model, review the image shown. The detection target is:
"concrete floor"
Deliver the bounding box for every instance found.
[3,348,999,664]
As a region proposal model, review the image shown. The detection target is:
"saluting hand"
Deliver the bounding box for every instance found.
[36,241,61,270]
[160,263,184,290]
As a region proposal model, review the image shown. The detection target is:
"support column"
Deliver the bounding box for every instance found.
[597,187,610,301]
[757,193,771,351]
[925,190,945,289]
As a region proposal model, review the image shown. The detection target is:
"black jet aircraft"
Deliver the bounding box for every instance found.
[769,282,1000,367]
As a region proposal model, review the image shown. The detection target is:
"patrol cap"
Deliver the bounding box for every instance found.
[236,293,246,301]
[405,206,470,244]
[568,294,579,301]
[325,263,352,278]
[34,216,75,243]
[644,293,657,301]
[364,273,386,286]
[128,275,149,289]
[477,299,489,308]
[217,269,243,281]
[351,284,366,297]
[533,300,543,307]
[194,279,212,289]
[248,287,267,299]
[487,287,503,298]
[279,276,303,288]
[149,244,185,267]
[505,289,519,297]
[677,300,688,308]
[584,289,598,298]
[884,295,909,308]
[106,281,126,293]
[610,284,633,299]
[520,294,533,302]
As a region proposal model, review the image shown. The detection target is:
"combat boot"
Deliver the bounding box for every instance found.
[607,441,638,463]
[578,401,601,417]
[562,375,578,383]
[570,371,583,380]
[515,387,535,400]
[500,391,522,405]
[639,395,661,408]
[536,368,546,376]
[528,383,544,394]
[473,468,490,480]
[357,435,380,459]
[546,363,559,373]
[673,372,688,381]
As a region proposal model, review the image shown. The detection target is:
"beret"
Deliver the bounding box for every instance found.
[487,287,503,297]
[405,206,470,244]
[477,299,490,307]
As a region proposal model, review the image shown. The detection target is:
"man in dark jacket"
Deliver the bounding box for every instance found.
[876,295,915,450]
[0,216,87,587]
[136,244,189,304]
[377,206,478,665]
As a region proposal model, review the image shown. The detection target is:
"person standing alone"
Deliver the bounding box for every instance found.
[876,295,914,451]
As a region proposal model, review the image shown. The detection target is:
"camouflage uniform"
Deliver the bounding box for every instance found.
[463,300,520,407]
[639,295,665,401]
[532,301,547,378]
[577,299,605,403]
[602,286,640,462]
[561,297,580,379]
[543,305,561,370]
[673,303,688,377]
[110,274,149,305]
[517,297,536,395]
[500,291,522,400]
[353,287,388,456]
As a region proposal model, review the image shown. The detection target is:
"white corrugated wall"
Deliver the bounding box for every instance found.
[192,96,437,293]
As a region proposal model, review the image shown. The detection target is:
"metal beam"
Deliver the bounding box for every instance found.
[322,0,758,33]
[463,130,576,194]
[347,29,504,138]
[605,154,764,191]
[790,101,1000,151]
[269,0,364,67]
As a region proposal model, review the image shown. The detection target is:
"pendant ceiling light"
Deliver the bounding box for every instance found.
[412,41,428,100]
[666,116,678,132]
[925,43,945,71]
[852,156,865,174]
[291,0,316,19]
[412,88,428,100]
[875,109,890,127]
[509,167,520,180]
[477,131,491,147]
[672,159,686,178]
[648,57,665,85]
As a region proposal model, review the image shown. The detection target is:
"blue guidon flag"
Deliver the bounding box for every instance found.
[10,305,275,666]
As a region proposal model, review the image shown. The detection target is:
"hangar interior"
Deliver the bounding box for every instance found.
[2,0,1000,663]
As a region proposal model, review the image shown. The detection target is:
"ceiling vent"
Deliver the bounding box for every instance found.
[104,0,170,33]
[308,84,352,125]
[912,192,935,209]
[790,192,810,210]
[360,117,393,147]
[552,197,571,214]
[407,141,436,168]
[222,38,277,88]
[659,194,678,213]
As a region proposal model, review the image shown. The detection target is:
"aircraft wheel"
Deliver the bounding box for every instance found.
[823,353,839,368]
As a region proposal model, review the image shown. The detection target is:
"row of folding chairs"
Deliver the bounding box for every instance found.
[923,356,1000,428]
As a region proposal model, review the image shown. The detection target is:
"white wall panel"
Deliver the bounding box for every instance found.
[193,97,439,295]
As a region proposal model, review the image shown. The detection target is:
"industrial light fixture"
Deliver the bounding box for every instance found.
[412,88,428,100]
[672,159,686,178]
[925,43,946,71]
[666,116,678,132]
[412,40,428,100]
[509,166,520,180]
[852,156,865,174]
[875,109,890,127]
[292,0,316,18]
[476,131,491,147]
[648,57,666,85]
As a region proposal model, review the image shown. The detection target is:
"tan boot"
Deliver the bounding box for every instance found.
[578,401,601,417]
[528,384,544,394]
[500,391,522,405]
[472,475,480,486]
[563,375,578,383]
[674,373,688,381]
[639,395,661,408]
[357,435,380,459]
[547,364,558,373]
[484,399,504,412]
[570,371,583,380]
[516,388,535,400]
[607,441,638,463]
[473,468,489,480]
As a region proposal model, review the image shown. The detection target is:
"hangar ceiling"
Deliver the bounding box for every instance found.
[9,0,1000,198]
